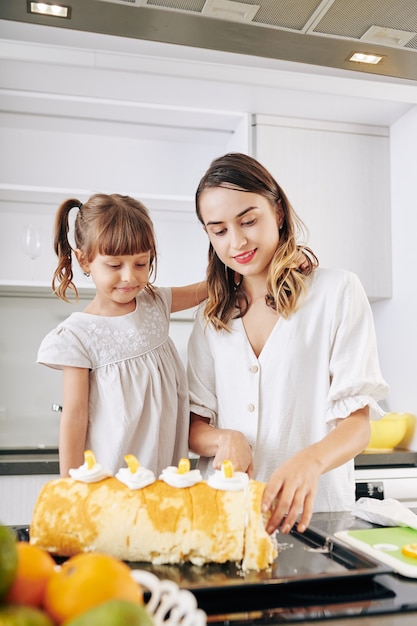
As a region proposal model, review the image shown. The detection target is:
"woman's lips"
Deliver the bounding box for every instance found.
[233,249,256,264]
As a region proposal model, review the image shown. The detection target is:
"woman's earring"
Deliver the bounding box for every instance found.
[233,274,243,290]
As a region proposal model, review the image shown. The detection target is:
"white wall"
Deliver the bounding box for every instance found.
[372,104,417,449]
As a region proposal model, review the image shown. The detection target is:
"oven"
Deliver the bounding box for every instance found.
[354,450,417,507]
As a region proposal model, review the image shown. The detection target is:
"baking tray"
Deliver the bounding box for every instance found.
[14,525,394,616]
[131,525,393,615]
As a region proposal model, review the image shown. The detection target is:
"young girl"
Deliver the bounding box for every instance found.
[187,153,389,535]
[37,193,207,477]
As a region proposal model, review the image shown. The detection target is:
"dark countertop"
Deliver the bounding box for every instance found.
[3,448,415,477]
[0,447,59,475]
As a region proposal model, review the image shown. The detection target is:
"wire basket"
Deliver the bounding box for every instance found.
[131,569,206,626]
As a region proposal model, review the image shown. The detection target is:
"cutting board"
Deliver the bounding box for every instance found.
[335,527,417,578]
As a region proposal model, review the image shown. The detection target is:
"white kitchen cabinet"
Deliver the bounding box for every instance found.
[0,474,60,526]
[0,196,209,291]
[252,115,392,300]
[0,48,249,289]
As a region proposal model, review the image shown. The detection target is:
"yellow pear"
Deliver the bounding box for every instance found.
[63,599,154,626]
[0,604,54,626]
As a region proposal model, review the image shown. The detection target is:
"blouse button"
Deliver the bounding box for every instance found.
[249,365,259,373]
[248,404,255,412]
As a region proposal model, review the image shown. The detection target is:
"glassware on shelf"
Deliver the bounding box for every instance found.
[22,224,42,281]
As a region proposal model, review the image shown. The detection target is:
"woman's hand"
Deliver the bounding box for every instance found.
[261,450,321,535]
[189,415,254,477]
[262,408,370,535]
[214,429,254,477]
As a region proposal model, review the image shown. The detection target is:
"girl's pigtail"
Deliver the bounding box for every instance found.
[52,199,81,302]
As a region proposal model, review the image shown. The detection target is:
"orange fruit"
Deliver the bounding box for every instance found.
[44,552,142,624]
[5,542,56,607]
[402,543,417,559]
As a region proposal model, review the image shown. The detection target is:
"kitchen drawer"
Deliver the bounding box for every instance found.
[0,473,59,525]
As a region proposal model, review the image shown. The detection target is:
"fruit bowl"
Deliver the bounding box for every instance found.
[131,569,206,626]
[365,413,409,452]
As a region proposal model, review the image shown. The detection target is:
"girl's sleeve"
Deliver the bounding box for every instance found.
[37,325,92,370]
[327,271,389,422]
[187,308,218,424]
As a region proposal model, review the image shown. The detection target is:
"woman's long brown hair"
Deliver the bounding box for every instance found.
[195,153,318,330]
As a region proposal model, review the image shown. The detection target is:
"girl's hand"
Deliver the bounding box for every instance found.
[213,429,254,478]
[261,450,321,535]
[295,247,318,274]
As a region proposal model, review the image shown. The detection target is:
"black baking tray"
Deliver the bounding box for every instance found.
[131,525,394,615]
[13,524,394,616]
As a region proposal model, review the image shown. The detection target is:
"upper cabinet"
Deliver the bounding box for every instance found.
[252,115,392,300]
[0,33,393,299]
[0,47,250,291]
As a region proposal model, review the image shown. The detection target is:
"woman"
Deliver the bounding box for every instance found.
[188,153,389,535]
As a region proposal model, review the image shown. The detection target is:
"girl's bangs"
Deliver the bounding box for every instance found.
[96,219,155,257]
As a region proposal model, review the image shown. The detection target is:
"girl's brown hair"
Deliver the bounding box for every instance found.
[195,153,318,330]
[52,193,157,302]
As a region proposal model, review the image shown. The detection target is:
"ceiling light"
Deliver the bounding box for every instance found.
[347,52,384,65]
[27,2,71,18]
[361,26,416,48]
[203,0,260,23]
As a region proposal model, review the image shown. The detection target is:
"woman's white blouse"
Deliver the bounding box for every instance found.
[37,287,189,475]
[187,268,389,512]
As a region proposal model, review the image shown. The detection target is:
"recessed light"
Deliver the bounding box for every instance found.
[27,2,71,19]
[203,0,260,23]
[361,26,416,48]
[347,52,384,65]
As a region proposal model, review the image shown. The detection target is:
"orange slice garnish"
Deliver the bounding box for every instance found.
[124,454,140,474]
[84,450,96,470]
[222,459,234,478]
[402,543,417,559]
[177,458,190,474]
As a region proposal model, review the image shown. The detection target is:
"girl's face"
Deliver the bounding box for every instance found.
[199,185,283,281]
[78,250,151,307]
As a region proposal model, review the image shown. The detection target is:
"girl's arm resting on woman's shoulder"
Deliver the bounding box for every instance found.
[262,407,370,536]
[189,413,254,477]
[171,281,207,313]
[59,366,90,477]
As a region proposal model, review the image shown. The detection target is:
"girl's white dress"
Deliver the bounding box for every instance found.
[37,287,189,475]
[187,268,389,512]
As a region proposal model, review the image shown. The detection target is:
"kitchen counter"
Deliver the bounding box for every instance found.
[293,512,417,625]
[0,447,59,475]
[6,485,417,624]
[198,511,417,625]
[10,510,417,625]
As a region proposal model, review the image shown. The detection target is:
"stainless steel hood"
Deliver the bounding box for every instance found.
[1,0,417,81]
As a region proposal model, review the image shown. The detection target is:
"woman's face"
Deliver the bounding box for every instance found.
[199,185,283,280]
